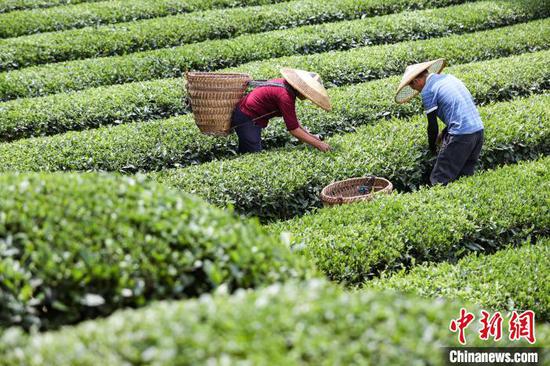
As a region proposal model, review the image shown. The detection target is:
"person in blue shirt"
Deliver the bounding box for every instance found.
[395,59,484,185]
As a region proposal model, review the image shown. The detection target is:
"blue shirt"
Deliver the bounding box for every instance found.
[421,74,484,135]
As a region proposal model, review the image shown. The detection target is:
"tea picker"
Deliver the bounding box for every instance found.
[395,58,485,185]
[185,68,332,153]
[322,58,485,205]
[186,68,393,206]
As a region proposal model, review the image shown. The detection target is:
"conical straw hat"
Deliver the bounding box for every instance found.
[395,59,446,104]
[280,68,331,111]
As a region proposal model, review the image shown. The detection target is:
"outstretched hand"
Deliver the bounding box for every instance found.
[289,127,332,152]
[316,141,332,152]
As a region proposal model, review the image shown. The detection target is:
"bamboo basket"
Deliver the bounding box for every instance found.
[185,72,251,136]
[320,176,393,206]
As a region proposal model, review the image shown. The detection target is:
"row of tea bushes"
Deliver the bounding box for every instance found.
[0,53,547,173]
[233,18,549,88]
[0,0,100,13]
[0,0,467,70]
[154,93,550,220]
[268,157,550,285]
[2,1,545,100]
[0,172,311,330]
[0,46,547,143]
[368,238,550,320]
[1,279,546,365]
[0,0,290,38]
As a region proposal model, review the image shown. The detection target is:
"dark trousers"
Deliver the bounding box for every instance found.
[430,130,484,185]
[231,107,262,153]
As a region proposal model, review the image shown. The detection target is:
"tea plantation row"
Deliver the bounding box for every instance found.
[0,0,101,13]
[0,27,547,172]
[1,275,547,365]
[0,0,471,70]
[268,158,549,284]
[155,93,549,220]
[0,45,547,144]
[1,1,545,100]
[368,239,549,320]
[0,173,312,330]
[0,0,290,38]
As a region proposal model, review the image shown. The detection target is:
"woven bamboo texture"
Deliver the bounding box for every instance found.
[185,72,251,136]
[320,176,393,206]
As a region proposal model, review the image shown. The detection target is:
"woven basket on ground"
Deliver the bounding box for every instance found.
[320,176,393,206]
[185,72,251,136]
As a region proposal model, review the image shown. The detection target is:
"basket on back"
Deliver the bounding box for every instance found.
[185,72,251,136]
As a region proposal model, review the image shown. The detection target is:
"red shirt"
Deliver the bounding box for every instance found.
[238,78,301,130]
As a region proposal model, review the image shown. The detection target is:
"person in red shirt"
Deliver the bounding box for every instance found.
[231,68,332,153]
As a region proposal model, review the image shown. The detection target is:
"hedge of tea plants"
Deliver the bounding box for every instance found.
[368,238,550,320]
[0,279,546,366]
[0,47,546,143]
[0,0,290,38]
[152,92,550,221]
[268,157,550,284]
[0,24,547,172]
[1,1,545,100]
[0,0,101,13]
[0,172,312,330]
[0,0,469,70]
[233,18,549,88]
[0,0,547,362]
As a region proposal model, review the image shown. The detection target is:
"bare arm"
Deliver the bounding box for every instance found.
[290,127,331,152]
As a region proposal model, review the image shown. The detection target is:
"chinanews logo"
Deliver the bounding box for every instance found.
[445,308,543,365]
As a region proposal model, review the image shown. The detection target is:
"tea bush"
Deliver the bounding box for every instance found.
[0,0,469,70]
[368,238,550,320]
[0,48,546,143]
[269,158,550,284]
[0,25,547,172]
[0,280,547,365]
[153,93,549,220]
[0,0,290,38]
[1,1,546,100]
[0,173,312,330]
[0,0,100,13]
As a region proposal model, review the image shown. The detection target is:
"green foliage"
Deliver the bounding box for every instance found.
[0,78,185,142]
[0,0,290,38]
[0,0,547,361]
[0,172,312,330]
[152,92,550,221]
[0,0,469,70]
[0,44,547,145]
[1,1,546,100]
[368,238,550,320]
[0,24,547,172]
[235,18,550,88]
[269,158,550,285]
[0,280,547,365]
[0,0,101,13]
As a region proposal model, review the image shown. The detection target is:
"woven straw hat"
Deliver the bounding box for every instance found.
[395,59,446,104]
[280,68,331,111]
